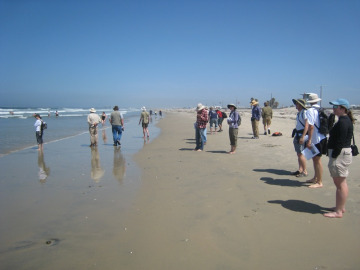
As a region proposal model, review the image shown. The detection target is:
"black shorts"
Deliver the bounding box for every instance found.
[315,138,327,157]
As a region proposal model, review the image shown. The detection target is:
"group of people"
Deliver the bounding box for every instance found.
[292,93,354,218]
[87,105,151,147]
[195,94,355,218]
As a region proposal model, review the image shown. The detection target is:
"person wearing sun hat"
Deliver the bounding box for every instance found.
[194,103,209,151]
[291,98,309,177]
[250,99,261,139]
[139,106,150,140]
[324,98,354,218]
[87,108,101,147]
[304,93,328,188]
[227,103,240,154]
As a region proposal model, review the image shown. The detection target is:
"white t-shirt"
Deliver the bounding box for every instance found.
[305,106,326,144]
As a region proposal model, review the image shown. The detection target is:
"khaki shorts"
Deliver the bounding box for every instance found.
[328,148,352,178]
[262,117,271,126]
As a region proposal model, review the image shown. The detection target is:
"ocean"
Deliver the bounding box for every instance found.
[0,107,162,156]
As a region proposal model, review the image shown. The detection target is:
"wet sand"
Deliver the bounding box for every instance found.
[0,109,359,269]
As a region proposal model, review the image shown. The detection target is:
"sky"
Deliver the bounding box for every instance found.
[1,0,359,109]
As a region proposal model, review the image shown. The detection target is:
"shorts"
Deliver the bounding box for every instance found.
[314,138,327,157]
[142,122,149,128]
[293,136,305,154]
[210,118,218,128]
[36,131,43,145]
[229,127,238,146]
[262,117,271,126]
[328,148,352,178]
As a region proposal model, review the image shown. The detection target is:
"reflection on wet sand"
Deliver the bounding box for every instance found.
[102,128,107,143]
[38,151,50,183]
[91,147,104,183]
[113,147,126,183]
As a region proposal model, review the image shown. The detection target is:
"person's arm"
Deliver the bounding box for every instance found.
[299,120,309,145]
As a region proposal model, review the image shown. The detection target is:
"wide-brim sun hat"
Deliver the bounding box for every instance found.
[330,98,350,109]
[292,98,307,110]
[250,100,258,106]
[227,104,237,109]
[141,106,146,111]
[307,93,322,103]
[196,103,205,111]
[90,108,96,113]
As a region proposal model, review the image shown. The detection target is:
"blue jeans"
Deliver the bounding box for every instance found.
[112,125,123,143]
[195,127,206,150]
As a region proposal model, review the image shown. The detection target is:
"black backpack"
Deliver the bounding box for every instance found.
[314,108,329,135]
[41,120,48,130]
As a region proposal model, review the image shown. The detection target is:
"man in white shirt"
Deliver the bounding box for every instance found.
[305,93,327,188]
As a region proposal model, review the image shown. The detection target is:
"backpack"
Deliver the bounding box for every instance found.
[314,108,329,135]
[41,120,48,130]
[222,111,227,118]
[237,113,242,126]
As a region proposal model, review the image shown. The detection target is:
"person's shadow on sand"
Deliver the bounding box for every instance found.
[206,150,228,154]
[268,200,331,215]
[259,177,307,187]
[254,168,293,175]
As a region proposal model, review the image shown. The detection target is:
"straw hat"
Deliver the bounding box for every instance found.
[89,108,96,113]
[307,93,321,103]
[292,98,307,110]
[196,103,205,111]
[227,104,237,109]
[250,100,258,106]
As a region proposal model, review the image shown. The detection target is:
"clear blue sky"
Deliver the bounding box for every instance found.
[1,0,359,108]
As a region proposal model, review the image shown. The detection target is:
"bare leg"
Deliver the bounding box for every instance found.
[324,177,348,218]
[309,156,323,188]
[297,153,307,174]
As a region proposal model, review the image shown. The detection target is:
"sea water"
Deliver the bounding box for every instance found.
[0,107,162,156]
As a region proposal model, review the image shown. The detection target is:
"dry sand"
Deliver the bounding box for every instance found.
[126,109,360,270]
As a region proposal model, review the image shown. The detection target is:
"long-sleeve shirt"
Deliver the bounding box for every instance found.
[196,109,209,128]
[327,115,353,158]
[227,110,240,128]
[251,105,261,121]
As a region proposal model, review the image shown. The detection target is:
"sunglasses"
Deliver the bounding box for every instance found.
[333,105,339,109]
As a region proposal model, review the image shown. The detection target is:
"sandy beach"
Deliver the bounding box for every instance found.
[1,108,360,269]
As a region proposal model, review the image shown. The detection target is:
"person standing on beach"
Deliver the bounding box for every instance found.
[109,105,124,146]
[261,101,273,135]
[208,106,218,134]
[216,106,224,132]
[324,99,354,218]
[305,93,327,188]
[101,112,107,126]
[87,108,101,147]
[34,113,44,151]
[227,104,240,154]
[250,99,261,139]
[139,106,150,140]
[194,103,209,152]
[291,98,308,177]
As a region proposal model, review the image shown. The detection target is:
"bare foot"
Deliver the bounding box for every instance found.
[196,149,202,152]
[306,178,316,183]
[324,212,343,218]
[308,183,323,188]
[229,151,235,154]
[331,207,346,213]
